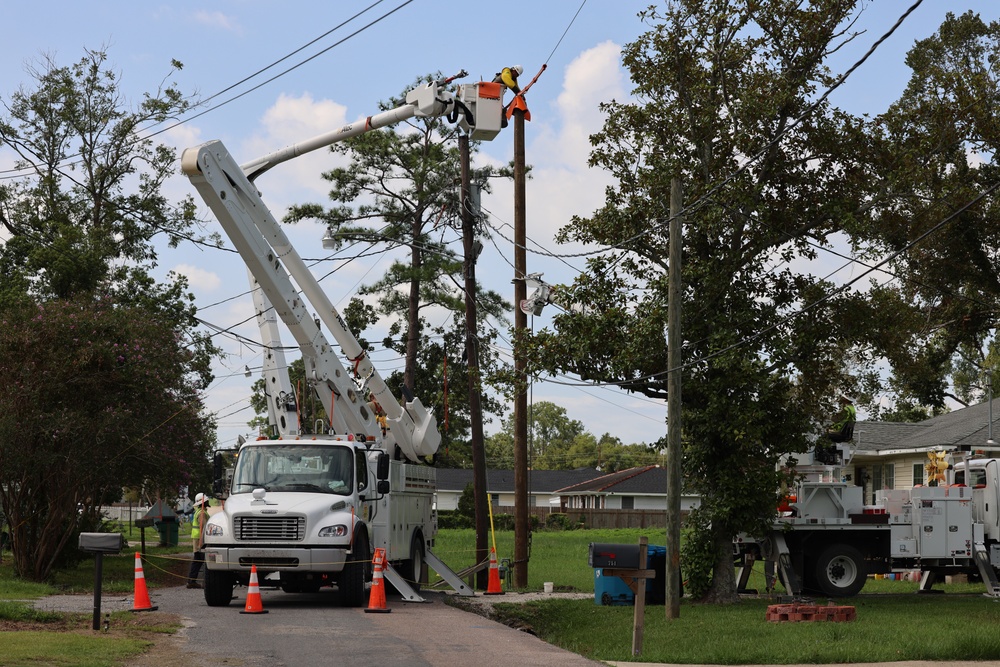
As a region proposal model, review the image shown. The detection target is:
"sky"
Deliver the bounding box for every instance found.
[2,1,999,453]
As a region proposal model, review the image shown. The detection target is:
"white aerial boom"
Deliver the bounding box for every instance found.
[182,72,503,462]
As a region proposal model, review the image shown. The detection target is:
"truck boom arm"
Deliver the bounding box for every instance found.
[182,72,503,461]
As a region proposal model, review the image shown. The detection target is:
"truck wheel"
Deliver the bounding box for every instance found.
[402,534,425,593]
[340,531,371,607]
[814,544,866,597]
[204,570,235,607]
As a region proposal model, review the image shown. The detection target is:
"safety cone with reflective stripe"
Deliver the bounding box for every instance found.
[130,552,158,612]
[365,548,391,613]
[240,564,268,614]
[484,546,505,595]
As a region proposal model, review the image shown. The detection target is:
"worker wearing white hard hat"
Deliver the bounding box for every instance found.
[493,65,523,94]
[187,493,208,589]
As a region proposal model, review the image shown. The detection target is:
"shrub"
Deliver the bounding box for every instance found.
[545,513,575,531]
[436,510,470,530]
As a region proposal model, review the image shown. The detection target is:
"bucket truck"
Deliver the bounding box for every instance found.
[181,72,503,607]
[735,443,1000,599]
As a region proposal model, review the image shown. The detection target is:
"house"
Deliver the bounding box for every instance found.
[553,465,700,514]
[846,398,1000,504]
[433,467,602,512]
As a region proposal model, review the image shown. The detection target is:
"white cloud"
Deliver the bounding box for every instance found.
[193,10,241,33]
[240,93,352,210]
[171,263,221,292]
[478,41,629,288]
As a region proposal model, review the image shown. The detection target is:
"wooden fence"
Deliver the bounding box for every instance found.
[494,506,680,530]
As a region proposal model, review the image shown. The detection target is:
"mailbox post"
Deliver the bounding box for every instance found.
[589,538,655,656]
[134,517,154,555]
[78,533,124,631]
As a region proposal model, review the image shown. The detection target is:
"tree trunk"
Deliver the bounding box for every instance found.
[703,527,738,604]
[405,230,421,393]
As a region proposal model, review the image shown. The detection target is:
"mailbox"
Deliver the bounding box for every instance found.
[78,532,124,554]
[589,542,641,569]
[134,517,154,529]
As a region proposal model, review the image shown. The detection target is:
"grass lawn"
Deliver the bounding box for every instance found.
[0,527,190,667]
[434,527,1000,664]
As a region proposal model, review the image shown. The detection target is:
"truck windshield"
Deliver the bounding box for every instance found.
[231,444,354,495]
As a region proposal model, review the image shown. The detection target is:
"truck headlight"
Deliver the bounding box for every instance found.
[318,524,348,538]
[206,524,225,537]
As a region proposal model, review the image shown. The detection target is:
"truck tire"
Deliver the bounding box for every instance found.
[401,534,425,593]
[340,531,371,607]
[814,544,866,597]
[204,570,235,607]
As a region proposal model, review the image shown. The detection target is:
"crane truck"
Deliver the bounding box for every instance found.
[735,442,1000,599]
[181,71,505,607]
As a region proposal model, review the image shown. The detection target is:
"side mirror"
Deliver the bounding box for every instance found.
[377,480,390,495]
[377,452,390,481]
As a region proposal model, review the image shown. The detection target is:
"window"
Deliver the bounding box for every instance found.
[621,496,635,510]
[355,450,368,492]
[912,463,924,486]
[871,464,895,504]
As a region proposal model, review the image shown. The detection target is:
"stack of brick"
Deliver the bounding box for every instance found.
[766,603,857,622]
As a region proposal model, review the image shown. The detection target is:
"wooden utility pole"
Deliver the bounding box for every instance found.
[666,178,684,619]
[512,107,529,589]
[460,135,489,589]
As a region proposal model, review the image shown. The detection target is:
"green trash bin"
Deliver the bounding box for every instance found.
[154,518,179,547]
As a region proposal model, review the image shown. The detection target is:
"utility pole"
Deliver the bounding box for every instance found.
[460,134,489,589]
[513,106,529,589]
[666,178,683,619]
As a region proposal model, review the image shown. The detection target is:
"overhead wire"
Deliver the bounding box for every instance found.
[0,0,414,179]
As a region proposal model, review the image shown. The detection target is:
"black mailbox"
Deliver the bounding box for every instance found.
[134,517,154,529]
[78,532,123,554]
[589,542,641,569]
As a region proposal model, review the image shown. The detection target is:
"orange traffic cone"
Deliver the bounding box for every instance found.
[130,552,158,612]
[484,547,504,595]
[240,564,268,614]
[365,548,391,613]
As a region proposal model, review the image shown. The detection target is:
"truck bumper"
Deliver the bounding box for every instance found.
[203,546,348,573]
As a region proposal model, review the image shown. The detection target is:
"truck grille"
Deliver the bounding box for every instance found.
[234,515,305,541]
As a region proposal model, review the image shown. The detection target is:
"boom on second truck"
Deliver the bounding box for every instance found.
[181,72,505,607]
[735,439,1000,599]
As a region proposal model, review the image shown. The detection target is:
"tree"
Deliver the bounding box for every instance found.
[858,11,1000,411]
[521,1,887,602]
[0,296,215,580]
[525,4,1000,602]
[285,74,511,463]
[0,49,218,580]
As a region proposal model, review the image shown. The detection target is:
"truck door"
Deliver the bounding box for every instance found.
[985,460,1000,542]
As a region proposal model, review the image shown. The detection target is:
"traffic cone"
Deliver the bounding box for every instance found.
[240,564,268,614]
[365,548,391,613]
[130,552,158,612]
[484,547,505,595]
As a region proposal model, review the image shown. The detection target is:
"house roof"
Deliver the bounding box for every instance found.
[854,398,1000,455]
[554,465,667,495]
[433,467,602,494]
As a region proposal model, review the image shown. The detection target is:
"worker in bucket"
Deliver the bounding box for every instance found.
[493,65,523,128]
[187,493,208,589]
[814,395,856,465]
[827,395,857,442]
[493,65,523,94]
